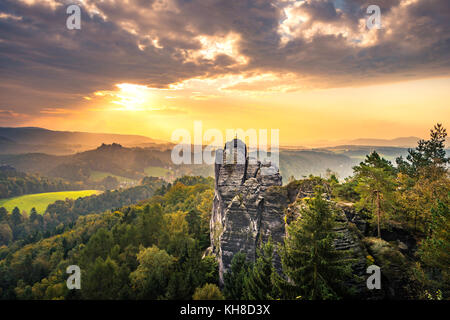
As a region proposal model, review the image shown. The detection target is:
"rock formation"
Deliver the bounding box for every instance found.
[210,139,409,298]
[209,139,285,283]
[210,139,368,289]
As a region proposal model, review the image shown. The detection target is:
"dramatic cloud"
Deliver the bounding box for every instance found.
[0,0,449,113]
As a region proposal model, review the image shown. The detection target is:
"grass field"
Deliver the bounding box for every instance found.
[144,166,171,177]
[0,190,102,214]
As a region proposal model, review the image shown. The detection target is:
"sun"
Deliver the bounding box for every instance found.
[111,83,154,111]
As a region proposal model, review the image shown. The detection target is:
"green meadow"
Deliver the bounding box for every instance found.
[0,190,102,214]
[144,166,171,177]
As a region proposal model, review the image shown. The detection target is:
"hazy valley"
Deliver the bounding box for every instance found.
[0,127,422,183]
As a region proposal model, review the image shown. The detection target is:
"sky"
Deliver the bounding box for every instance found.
[0,0,449,146]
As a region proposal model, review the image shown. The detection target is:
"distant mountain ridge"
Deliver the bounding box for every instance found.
[0,127,445,180]
[0,142,412,182]
[345,136,422,147]
[2,127,445,155]
[0,127,167,155]
[0,143,173,182]
[296,136,425,148]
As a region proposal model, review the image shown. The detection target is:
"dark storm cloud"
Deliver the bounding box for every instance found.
[0,0,449,113]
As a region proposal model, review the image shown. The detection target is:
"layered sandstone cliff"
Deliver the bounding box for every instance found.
[209,140,403,298]
[209,139,285,282]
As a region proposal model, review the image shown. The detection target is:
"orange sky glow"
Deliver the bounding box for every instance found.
[1,0,449,146]
[24,76,450,146]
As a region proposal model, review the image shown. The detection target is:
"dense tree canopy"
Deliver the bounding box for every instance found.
[0,124,448,301]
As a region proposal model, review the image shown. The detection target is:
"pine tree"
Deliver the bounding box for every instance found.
[29,207,38,222]
[243,238,275,300]
[223,252,251,299]
[0,207,7,222]
[354,151,396,237]
[10,207,22,225]
[396,123,449,178]
[278,189,354,300]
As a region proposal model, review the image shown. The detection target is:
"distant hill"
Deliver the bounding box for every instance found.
[0,127,167,155]
[279,150,356,179]
[317,145,411,159]
[344,136,421,147]
[1,127,445,181]
[298,136,448,148]
[0,143,173,181]
[0,142,416,182]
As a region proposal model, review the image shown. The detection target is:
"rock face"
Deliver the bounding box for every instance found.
[210,139,285,283]
[209,140,368,290]
[209,142,414,298]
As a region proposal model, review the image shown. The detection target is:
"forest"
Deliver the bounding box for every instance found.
[0,124,448,300]
[0,177,164,246]
[0,166,86,199]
